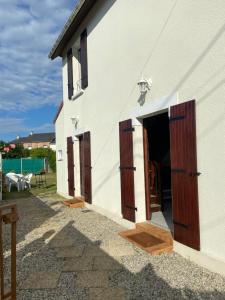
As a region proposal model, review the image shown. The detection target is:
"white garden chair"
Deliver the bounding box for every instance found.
[6,173,21,192]
[23,173,33,190]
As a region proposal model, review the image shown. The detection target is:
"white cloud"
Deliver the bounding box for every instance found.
[0,0,76,112]
[0,117,54,138]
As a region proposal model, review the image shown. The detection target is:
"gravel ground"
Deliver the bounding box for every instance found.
[2,196,225,300]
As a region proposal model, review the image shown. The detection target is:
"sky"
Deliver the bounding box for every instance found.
[0,0,77,142]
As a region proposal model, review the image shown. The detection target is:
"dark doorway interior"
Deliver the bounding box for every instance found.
[78,132,92,204]
[143,111,172,231]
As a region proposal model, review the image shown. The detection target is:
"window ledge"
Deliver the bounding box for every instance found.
[71,89,84,101]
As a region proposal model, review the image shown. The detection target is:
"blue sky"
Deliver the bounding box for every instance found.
[0,0,77,142]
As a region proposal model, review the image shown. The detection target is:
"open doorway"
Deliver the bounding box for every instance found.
[78,132,92,204]
[143,111,172,231]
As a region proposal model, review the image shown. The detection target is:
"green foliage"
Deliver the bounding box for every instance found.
[48,150,56,172]
[1,143,30,159]
[30,148,56,172]
[30,148,49,158]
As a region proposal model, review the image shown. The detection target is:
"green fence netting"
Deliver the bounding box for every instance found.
[2,158,45,174]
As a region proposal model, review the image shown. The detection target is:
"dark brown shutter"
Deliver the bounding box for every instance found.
[83,131,92,203]
[67,136,75,196]
[80,29,88,89]
[67,48,74,99]
[119,119,136,222]
[170,100,200,250]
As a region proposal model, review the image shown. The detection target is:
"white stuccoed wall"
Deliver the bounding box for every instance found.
[55,0,225,262]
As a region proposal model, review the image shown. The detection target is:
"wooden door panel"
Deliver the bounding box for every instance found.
[67,136,75,197]
[119,119,136,222]
[170,100,200,250]
[83,132,92,204]
[79,135,85,196]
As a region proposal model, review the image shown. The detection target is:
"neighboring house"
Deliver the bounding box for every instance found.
[11,132,56,150]
[49,1,225,274]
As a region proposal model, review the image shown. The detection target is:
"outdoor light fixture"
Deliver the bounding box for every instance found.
[137,76,152,94]
[71,116,79,128]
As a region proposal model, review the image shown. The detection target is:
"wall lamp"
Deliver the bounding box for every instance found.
[137,76,152,94]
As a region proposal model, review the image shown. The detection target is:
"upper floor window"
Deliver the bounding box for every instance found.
[67,29,88,100]
[67,48,74,99]
[80,29,88,89]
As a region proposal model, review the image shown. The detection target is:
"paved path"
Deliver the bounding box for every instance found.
[2,196,225,299]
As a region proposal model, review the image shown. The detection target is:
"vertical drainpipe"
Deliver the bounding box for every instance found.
[21,158,23,174]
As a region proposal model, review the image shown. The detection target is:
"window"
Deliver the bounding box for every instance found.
[57,150,63,161]
[80,29,88,89]
[67,48,74,99]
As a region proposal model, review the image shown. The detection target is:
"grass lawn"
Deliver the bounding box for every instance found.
[3,172,64,200]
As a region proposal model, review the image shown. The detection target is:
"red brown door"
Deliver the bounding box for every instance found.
[119,119,136,222]
[67,136,75,197]
[79,135,85,197]
[170,99,200,250]
[83,132,92,204]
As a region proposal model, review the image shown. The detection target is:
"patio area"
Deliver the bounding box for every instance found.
[2,195,225,299]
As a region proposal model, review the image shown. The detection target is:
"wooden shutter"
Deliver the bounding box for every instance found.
[80,29,88,89]
[170,100,200,250]
[83,132,92,203]
[67,49,74,99]
[119,119,136,222]
[67,137,75,197]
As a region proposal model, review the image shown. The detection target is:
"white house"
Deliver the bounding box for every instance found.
[49,0,225,275]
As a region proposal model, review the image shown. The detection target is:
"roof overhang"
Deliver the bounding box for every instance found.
[53,101,64,124]
[49,0,97,60]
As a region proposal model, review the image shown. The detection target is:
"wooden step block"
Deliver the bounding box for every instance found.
[63,198,85,209]
[119,227,173,256]
[136,222,173,245]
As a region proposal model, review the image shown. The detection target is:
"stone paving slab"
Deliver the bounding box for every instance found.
[102,244,136,257]
[83,245,108,257]
[49,237,75,248]
[89,287,126,300]
[21,272,60,289]
[63,256,94,271]
[76,271,109,288]
[93,256,123,270]
[55,245,85,258]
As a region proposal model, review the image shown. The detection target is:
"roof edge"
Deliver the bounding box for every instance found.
[53,101,64,124]
[49,0,96,60]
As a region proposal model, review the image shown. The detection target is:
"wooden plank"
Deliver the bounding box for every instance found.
[119,119,136,222]
[170,100,200,250]
[0,204,18,300]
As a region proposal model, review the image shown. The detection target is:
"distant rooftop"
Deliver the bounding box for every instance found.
[10,132,55,144]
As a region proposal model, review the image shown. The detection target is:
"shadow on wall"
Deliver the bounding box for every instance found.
[2,198,224,299]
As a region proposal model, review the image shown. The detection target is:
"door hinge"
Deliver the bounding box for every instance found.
[189,171,201,177]
[169,115,185,122]
[123,127,135,132]
[119,166,136,171]
[173,220,188,229]
[125,205,137,211]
